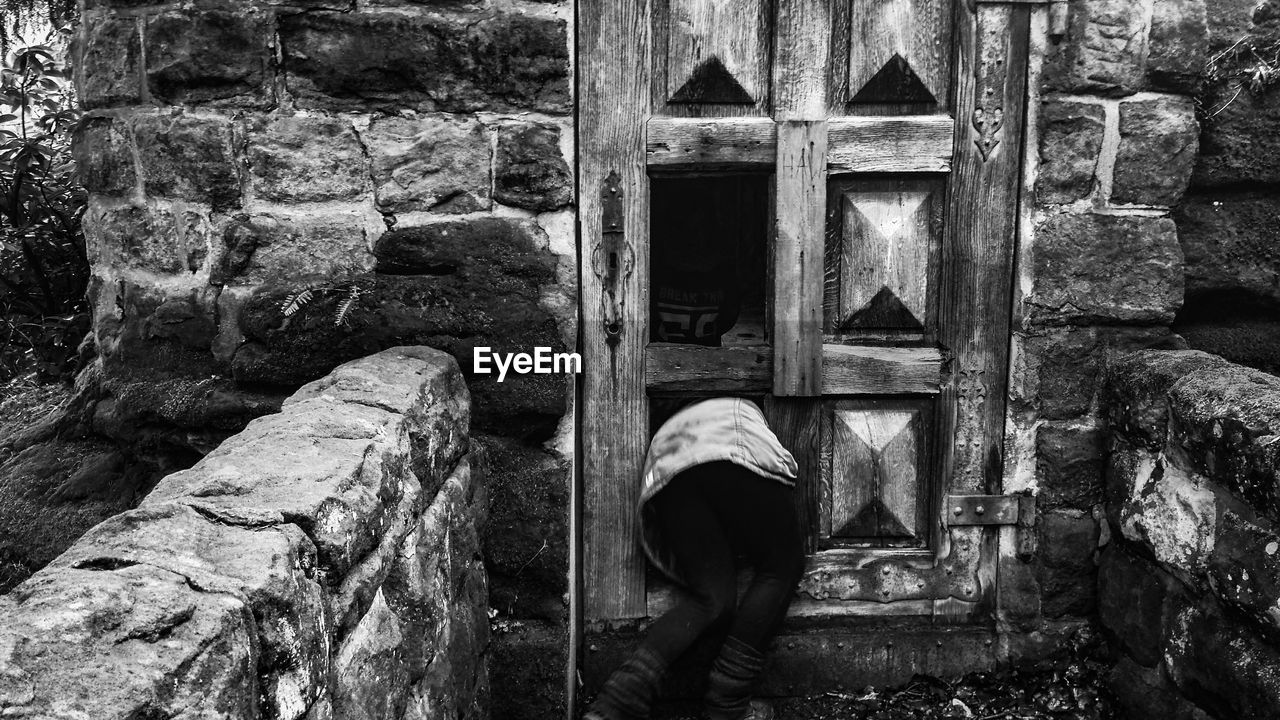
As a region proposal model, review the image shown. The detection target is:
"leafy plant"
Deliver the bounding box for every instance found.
[0,25,89,381]
[280,277,370,327]
[1202,34,1280,118]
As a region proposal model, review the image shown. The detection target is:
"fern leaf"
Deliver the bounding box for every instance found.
[333,285,362,326]
[281,288,315,317]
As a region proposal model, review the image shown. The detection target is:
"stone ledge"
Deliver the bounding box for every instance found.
[1102,349,1280,719]
[0,347,487,720]
[1108,349,1280,520]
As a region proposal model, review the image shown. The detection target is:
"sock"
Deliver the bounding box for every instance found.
[704,636,766,720]
[586,646,666,720]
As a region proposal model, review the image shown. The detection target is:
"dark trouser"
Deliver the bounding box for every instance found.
[641,460,806,663]
[588,461,805,720]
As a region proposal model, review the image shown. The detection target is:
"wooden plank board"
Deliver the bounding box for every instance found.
[579,0,652,621]
[938,2,1031,496]
[645,344,772,392]
[933,1,1033,619]
[646,117,776,168]
[646,344,942,394]
[826,116,955,173]
[772,0,829,119]
[821,344,942,395]
[772,120,827,396]
[664,0,771,104]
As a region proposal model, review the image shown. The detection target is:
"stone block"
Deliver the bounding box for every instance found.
[1176,193,1280,311]
[131,113,241,210]
[288,346,471,489]
[1043,0,1148,96]
[1106,349,1231,446]
[236,218,567,438]
[1106,657,1212,720]
[247,116,368,203]
[333,590,411,720]
[280,11,570,113]
[1195,82,1280,187]
[0,564,258,718]
[1207,0,1278,50]
[1036,509,1101,618]
[1016,327,1185,421]
[145,10,273,105]
[1036,423,1104,510]
[1168,363,1280,521]
[1036,100,1104,204]
[364,115,490,214]
[77,14,141,108]
[1110,442,1217,576]
[145,348,467,580]
[142,399,410,578]
[1166,601,1280,718]
[1148,0,1209,93]
[1097,543,1173,666]
[1209,510,1280,632]
[1113,95,1199,206]
[1028,213,1183,326]
[494,122,573,212]
[50,504,327,720]
[73,116,137,196]
[211,211,372,286]
[84,200,209,275]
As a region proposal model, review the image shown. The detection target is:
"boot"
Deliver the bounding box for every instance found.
[585,646,666,720]
[703,637,772,720]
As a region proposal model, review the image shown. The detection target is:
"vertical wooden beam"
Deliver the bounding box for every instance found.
[938,1,1032,613]
[771,0,829,396]
[580,0,651,620]
[773,120,827,396]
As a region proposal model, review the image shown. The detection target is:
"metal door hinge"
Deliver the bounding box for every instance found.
[946,494,1037,559]
[945,495,1028,525]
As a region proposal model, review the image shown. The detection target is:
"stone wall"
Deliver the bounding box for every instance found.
[1101,349,1280,719]
[1002,0,1207,630]
[0,346,488,720]
[73,0,576,714]
[1172,0,1280,375]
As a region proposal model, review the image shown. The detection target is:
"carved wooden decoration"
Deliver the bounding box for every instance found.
[846,0,950,106]
[666,0,770,104]
[829,408,922,542]
[825,180,936,333]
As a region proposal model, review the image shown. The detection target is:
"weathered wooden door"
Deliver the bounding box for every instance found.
[580,0,1036,623]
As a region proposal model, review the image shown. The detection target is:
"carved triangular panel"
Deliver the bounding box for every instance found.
[850,53,936,104]
[664,0,768,106]
[835,498,915,538]
[669,56,754,104]
[845,0,950,107]
[831,188,933,332]
[840,286,924,331]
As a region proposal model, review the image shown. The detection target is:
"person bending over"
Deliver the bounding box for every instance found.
[586,397,806,720]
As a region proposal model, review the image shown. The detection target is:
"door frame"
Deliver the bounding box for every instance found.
[576,0,1041,625]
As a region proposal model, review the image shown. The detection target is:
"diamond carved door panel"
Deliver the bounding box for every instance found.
[581,0,1035,622]
[823,401,932,546]
[826,178,942,336]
